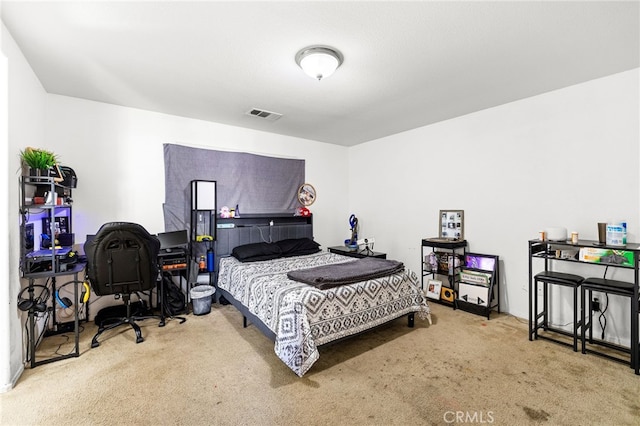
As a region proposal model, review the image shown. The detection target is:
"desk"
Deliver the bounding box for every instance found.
[23,262,86,368]
[528,238,640,374]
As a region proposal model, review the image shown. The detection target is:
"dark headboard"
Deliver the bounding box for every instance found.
[214,213,313,271]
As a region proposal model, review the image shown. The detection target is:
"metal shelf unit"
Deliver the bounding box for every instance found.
[421,239,467,309]
[19,175,84,368]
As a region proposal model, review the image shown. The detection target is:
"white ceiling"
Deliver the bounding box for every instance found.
[2,1,639,147]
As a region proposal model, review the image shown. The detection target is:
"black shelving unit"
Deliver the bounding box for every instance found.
[189,180,217,305]
[421,238,467,308]
[19,175,84,368]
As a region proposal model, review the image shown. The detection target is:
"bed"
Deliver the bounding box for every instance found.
[215,236,430,376]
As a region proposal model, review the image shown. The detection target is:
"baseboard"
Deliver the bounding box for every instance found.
[0,364,24,393]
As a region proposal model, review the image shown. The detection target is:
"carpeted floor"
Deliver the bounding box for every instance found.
[1,302,639,426]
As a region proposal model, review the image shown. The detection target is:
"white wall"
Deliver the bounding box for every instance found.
[43,95,349,243]
[0,26,10,394]
[349,69,640,344]
[3,28,350,391]
[2,22,49,392]
[43,96,351,317]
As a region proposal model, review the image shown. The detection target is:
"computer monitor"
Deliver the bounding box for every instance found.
[156,230,189,250]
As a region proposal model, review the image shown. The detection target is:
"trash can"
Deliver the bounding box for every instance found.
[190,285,215,315]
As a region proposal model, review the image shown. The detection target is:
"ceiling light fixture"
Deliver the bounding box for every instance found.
[295,46,343,81]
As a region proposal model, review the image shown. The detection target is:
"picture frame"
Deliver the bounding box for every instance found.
[297,183,316,206]
[439,210,464,240]
[426,279,442,300]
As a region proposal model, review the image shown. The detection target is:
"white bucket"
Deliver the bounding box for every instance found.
[606,221,627,246]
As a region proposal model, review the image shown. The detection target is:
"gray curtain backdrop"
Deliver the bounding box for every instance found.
[163,144,305,231]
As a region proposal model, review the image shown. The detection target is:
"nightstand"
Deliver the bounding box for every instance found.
[328,245,387,259]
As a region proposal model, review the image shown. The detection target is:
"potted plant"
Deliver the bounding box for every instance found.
[19,147,58,176]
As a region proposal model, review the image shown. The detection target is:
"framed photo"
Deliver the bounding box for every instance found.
[426,279,442,300]
[439,210,464,240]
[297,183,316,206]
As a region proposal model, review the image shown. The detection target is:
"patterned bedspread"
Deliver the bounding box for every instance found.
[217,251,430,376]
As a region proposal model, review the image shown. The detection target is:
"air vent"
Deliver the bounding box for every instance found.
[245,108,282,122]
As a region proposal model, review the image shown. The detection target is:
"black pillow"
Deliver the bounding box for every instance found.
[276,238,321,257]
[231,242,282,262]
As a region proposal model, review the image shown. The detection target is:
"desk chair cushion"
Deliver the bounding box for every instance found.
[534,271,584,286]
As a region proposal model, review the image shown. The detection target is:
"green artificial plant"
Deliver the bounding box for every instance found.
[20,147,58,170]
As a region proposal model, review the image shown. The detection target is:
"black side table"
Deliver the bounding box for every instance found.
[328,245,387,259]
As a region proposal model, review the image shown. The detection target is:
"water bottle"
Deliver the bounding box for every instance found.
[206,248,215,272]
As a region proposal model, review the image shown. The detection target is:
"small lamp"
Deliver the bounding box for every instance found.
[295,46,343,81]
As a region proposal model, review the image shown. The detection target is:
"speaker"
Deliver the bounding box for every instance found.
[191,180,217,210]
[17,285,50,312]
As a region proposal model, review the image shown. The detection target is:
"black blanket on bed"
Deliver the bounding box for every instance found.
[287,257,405,290]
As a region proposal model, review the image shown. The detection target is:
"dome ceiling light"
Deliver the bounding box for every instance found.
[295,46,343,81]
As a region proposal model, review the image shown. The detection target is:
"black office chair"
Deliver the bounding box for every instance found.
[84,222,163,348]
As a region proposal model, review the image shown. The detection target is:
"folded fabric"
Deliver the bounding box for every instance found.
[287,257,404,290]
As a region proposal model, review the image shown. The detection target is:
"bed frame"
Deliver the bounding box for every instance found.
[213,212,415,345]
[216,285,415,342]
